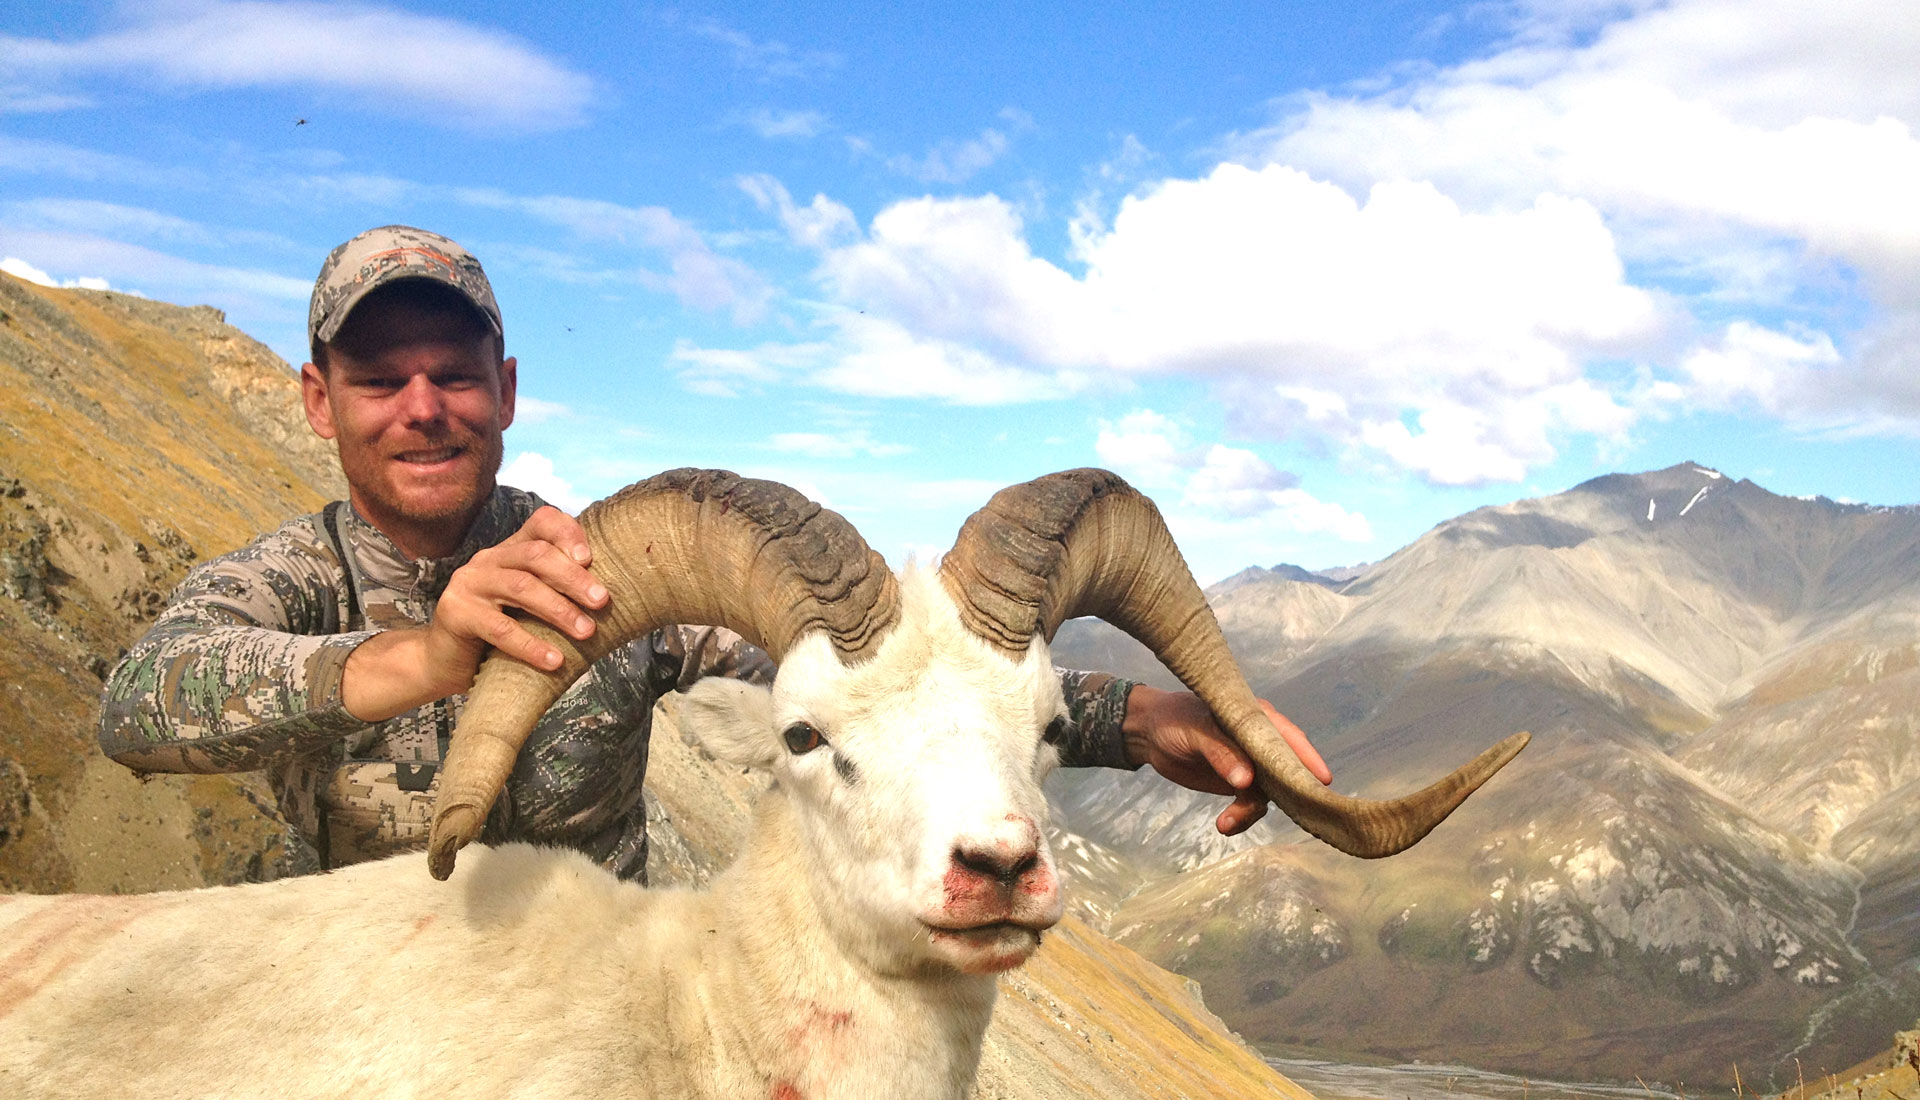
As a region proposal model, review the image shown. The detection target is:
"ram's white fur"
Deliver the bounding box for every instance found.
[0,569,1070,1100]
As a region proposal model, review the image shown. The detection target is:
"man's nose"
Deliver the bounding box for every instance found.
[397,375,448,424]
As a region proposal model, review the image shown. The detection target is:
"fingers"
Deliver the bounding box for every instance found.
[466,605,566,672]
[428,508,612,682]
[506,505,594,568]
[1260,699,1331,785]
[1192,724,1256,793]
[1215,789,1269,836]
[471,539,607,635]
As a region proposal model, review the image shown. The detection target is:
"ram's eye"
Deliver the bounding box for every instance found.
[1042,716,1068,745]
[783,722,825,755]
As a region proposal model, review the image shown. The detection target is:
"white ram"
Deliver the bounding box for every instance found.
[0,468,1527,1100]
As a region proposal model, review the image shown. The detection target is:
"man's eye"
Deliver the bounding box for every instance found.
[783,722,825,754]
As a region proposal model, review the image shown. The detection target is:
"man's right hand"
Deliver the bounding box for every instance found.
[341,507,609,722]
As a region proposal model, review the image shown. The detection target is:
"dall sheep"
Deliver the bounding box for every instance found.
[0,468,1528,1100]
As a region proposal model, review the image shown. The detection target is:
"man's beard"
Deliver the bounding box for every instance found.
[340,427,504,532]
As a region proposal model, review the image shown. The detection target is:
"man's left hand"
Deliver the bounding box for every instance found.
[1121,685,1331,837]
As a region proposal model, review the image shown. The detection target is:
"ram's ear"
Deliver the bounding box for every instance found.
[678,678,780,770]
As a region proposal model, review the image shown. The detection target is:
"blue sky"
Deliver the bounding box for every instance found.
[4,1,1918,582]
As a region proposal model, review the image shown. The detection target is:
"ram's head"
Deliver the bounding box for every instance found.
[426,468,1528,975]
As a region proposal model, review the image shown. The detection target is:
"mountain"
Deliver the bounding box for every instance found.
[1051,462,1920,1087]
[0,272,1310,1100]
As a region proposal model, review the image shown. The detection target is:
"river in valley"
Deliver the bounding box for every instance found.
[1267,1056,1688,1100]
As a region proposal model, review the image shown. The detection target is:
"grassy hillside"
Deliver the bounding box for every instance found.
[0,270,345,893]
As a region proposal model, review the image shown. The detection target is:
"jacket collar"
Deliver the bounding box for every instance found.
[339,487,532,598]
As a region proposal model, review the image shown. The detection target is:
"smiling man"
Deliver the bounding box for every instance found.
[98,225,1327,880]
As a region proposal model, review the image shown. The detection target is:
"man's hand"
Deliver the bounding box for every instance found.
[341,507,608,721]
[1121,685,1331,837]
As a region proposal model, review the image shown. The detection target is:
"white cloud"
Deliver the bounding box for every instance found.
[671,310,1084,405]
[511,396,572,425]
[736,108,828,139]
[0,232,303,302]
[1254,0,1920,302]
[0,86,90,113]
[669,337,828,398]
[1,255,114,291]
[737,175,858,249]
[1673,318,1920,437]
[767,429,911,460]
[809,167,1658,483]
[0,133,200,188]
[0,1,592,131]
[1094,410,1371,541]
[4,198,301,255]
[887,126,1014,184]
[688,19,840,81]
[1227,0,1920,443]
[455,189,768,322]
[500,452,589,514]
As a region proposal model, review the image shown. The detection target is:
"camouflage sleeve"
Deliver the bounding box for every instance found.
[1054,669,1140,770]
[97,520,375,774]
[649,624,777,695]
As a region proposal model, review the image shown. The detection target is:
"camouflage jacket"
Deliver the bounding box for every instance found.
[99,486,1138,882]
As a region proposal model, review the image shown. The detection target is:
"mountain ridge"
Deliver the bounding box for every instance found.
[1051,460,1920,1086]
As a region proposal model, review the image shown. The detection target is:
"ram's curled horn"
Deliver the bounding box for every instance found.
[937,467,1528,859]
[427,468,899,879]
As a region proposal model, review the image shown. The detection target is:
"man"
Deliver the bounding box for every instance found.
[100,224,1329,881]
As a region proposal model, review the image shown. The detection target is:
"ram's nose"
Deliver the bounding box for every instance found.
[942,814,1060,925]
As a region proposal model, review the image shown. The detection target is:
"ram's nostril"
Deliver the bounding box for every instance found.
[952,844,1041,887]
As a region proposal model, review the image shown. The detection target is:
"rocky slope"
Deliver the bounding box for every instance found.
[0,269,345,893]
[0,272,1311,1100]
[1052,463,1920,1087]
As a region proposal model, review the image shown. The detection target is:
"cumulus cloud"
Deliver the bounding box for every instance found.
[0,1,594,131]
[1231,0,1920,441]
[737,175,858,249]
[1,255,115,291]
[1247,2,1920,290]
[1674,318,1920,437]
[1095,411,1371,541]
[500,452,588,514]
[810,166,1658,482]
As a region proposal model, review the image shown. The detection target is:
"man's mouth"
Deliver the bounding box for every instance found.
[393,446,464,466]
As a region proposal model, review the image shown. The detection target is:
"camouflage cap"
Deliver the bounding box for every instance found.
[307,225,502,351]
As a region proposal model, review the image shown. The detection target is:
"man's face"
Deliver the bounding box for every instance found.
[301,294,516,558]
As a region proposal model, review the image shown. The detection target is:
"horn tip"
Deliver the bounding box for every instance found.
[426,805,482,880]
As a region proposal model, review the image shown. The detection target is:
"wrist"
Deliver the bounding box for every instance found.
[1121,684,1162,767]
[341,628,459,722]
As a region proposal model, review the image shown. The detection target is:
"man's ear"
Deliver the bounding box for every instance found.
[301,362,337,440]
[497,355,517,431]
[677,678,779,770]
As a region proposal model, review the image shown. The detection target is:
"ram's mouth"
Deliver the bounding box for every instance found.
[922,921,1043,974]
